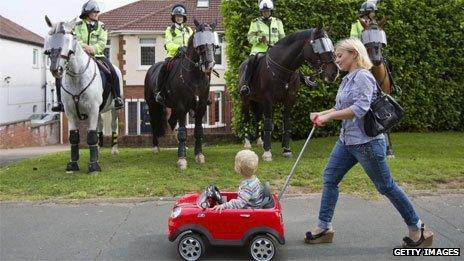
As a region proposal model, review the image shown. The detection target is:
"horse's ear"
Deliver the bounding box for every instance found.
[66,17,79,31]
[379,17,387,29]
[194,18,200,28]
[358,17,368,29]
[327,25,332,35]
[45,15,53,28]
[211,19,217,30]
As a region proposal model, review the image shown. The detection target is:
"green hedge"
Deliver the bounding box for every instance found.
[221,0,464,139]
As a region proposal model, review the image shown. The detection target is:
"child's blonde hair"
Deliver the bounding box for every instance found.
[234,150,259,177]
[335,38,373,70]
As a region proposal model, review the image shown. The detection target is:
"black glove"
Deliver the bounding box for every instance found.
[178,46,187,55]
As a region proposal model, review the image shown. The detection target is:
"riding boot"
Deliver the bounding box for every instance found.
[240,55,255,95]
[155,61,169,104]
[51,78,64,112]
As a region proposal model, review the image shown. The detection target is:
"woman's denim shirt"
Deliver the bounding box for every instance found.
[335,68,384,145]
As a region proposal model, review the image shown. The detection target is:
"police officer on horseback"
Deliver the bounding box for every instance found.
[350,1,395,88]
[350,0,377,39]
[240,0,285,95]
[51,0,124,112]
[154,4,193,104]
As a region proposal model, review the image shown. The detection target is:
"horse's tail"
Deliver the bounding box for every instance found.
[144,63,167,137]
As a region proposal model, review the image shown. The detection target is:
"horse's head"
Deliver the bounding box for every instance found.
[302,27,339,82]
[360,18,387,66]
[43,16,79,78]
[192,19,219,73]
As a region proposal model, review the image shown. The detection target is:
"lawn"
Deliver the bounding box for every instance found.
[0,132,463,201]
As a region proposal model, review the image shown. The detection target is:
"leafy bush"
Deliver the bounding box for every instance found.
[221,0,464,139]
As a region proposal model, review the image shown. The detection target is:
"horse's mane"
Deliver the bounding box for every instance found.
[275,29,314,46]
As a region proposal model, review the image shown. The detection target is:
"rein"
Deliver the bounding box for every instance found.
[62,58,98,120]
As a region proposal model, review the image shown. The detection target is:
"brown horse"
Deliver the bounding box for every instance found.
[359,18,400,157]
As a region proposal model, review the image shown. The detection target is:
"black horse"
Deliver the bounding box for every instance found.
[144,19,217,170]
[239,27,339,161]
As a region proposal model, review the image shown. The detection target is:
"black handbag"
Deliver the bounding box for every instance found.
[364,84,405,137]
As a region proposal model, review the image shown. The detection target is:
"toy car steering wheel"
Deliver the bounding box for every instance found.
[205,185,223,205]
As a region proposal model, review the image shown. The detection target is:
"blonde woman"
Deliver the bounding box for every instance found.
[305,38,433,247]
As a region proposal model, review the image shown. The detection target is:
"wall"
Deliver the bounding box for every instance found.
[0,120,60,149]
[0,39,54,124]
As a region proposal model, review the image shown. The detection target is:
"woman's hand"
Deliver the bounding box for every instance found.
[310,112,321,123]
[313,113,332,127]
[211,204,225,213]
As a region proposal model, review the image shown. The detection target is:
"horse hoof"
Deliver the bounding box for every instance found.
[152,146,160,154]
[244,138,252,149]
[195,154,205,164]
[257,137,264,147]
[111,145,119,155]
[262,151,272,162]
[87,162,101,174]
[177,158,187,170]
[282,151,293,158]
[65,161,79,173]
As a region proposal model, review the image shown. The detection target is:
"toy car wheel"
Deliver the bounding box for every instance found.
[249,234,276,261]
[178,233,205,261]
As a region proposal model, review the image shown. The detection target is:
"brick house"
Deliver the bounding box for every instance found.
[85,0,233,146]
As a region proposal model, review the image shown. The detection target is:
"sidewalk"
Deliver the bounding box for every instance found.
[0,145,68,167]
[1,194,462,260]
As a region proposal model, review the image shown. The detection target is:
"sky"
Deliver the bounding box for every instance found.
[0,0,138,37]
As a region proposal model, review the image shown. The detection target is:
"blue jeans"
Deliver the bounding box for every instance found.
[318,138,421,231]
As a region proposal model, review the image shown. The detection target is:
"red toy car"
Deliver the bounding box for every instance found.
[168,184,285,261]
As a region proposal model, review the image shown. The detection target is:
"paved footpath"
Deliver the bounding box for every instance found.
[0,145,68,167]
[1,193,462,260]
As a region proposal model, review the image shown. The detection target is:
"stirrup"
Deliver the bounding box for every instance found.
[155,92,165,104]
[114,98,124,109]
[51,102,64,112]
[240,85,251,95]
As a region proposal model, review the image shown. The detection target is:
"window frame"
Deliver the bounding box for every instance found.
[32,48,39,68]
[213,34,225,69]
[197,0,209,8]
[139,37,156,70]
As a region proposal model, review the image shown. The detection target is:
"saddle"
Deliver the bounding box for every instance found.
[95,60,113,111]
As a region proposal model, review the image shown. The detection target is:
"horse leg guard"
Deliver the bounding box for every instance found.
[87,130,101,174]
[98,131,104,147]
[111,132,118,147]
[177,126,187,158]
[282,111,292,156]
[263,117,273,152]
[66,130,80,172]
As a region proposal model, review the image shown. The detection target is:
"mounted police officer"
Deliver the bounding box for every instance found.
[350,1,377,39]
[51,0,124,111]
[154,4,193,104]
[240,0,285,95]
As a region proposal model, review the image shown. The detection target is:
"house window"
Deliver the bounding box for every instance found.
[33,48,39,67]
[140,38,156,66]
[186,85,225,128]
[104,39,111,59]
[197,0,209,8]
[125,99,152,135]
[214,34,224,68]
[214,91,222,124]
